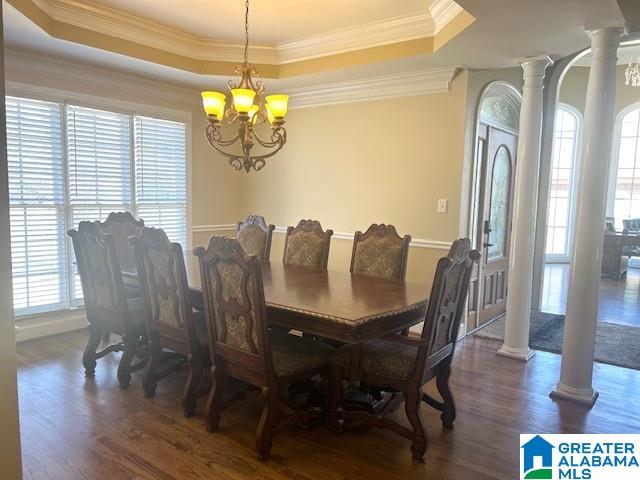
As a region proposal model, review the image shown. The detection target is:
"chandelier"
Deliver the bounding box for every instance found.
[201,0,288,172]
[625,60,640,87]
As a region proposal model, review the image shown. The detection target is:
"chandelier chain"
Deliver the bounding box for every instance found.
[243,0,250,65]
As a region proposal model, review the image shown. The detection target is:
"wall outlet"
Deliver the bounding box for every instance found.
[437,198,448,213]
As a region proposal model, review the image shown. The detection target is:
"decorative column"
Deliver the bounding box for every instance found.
[551,27,623,406]
[498,56,552,361]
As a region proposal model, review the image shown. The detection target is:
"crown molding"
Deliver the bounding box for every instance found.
[24,0,465,66]
[276,13,436,64]
[288,66,460,109]
[430,0,464,32]
[32,0,279,64]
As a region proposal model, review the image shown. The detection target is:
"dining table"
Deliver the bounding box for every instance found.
[124,262,430,344]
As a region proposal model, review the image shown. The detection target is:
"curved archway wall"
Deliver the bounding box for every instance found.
[531,38,640,310]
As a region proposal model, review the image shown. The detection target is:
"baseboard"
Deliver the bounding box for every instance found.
[15,311,88,343]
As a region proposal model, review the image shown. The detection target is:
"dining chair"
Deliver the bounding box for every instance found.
[131,227,210,417]
[283,219,333,269]
[194,236,335,460]
[68,221,147,388]
[98,211,145,274]
[236,214,275,262]
[350,223,411,280]
[327,238,480,462]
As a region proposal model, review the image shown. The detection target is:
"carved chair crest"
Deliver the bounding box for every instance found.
[351,223,411,280]
[99,211,144,272]
[283,219,334,269]
[236,214,275,261]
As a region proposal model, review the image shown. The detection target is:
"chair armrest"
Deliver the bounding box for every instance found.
[381,333,428,347]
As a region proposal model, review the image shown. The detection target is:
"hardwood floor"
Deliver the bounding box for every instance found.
[542,263,640,326]
[17,331,640,480]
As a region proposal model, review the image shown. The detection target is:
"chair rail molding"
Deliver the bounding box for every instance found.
[288,67,460,109]
[190,224,451,250]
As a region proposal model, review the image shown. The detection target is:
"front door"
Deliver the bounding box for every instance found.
[467,123,518,331]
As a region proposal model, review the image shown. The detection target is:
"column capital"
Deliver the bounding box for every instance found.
[585,26,624,60]
[519,56,553,86]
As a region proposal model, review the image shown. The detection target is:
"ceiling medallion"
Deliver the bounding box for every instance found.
[625,59,640,88]
[201,0,288,172]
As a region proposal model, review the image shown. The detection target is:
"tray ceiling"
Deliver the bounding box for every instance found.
[5,0,473,78]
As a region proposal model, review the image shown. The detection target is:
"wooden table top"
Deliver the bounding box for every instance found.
[259,263,428,324]
[125,262,430,343]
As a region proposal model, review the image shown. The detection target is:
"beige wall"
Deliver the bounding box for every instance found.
[232,70,470,283]
[560,65,640,115]
[0,11,24,477]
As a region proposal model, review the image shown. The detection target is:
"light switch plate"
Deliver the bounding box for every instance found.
[437,198,448,213]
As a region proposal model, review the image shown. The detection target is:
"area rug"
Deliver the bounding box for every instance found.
[473,311,640,371]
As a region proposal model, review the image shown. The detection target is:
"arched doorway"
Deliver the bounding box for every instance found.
[467,81,522,333]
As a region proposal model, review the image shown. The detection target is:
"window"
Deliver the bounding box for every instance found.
[7,97,66,314]
[134,116,187,248]
[611,105,640,229]
[546,105,580,259]
[6,96,188,316]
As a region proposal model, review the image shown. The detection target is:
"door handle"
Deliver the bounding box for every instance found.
[483,242,494,248]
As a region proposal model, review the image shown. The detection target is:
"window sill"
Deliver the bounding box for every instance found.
[14,308,87,343]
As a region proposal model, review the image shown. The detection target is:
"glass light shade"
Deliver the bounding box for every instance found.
[265,103,275,125]
[248,105,259,122]
[266,94,289,118]
[231,88,256,113]
[201,91,226,119]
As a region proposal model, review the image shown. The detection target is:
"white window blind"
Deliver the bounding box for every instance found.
[6,97,66,315]
[6,96,188,316]
[67,105,132,224]
[67,105,133,304]
[135,116,187,247]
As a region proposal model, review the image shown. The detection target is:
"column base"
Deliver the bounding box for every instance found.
[550,382,599,407]
[497,345,535,361]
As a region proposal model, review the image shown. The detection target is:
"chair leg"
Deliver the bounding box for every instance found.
[205,366,227,432]
[117,334,137,389]
[83,323,102,377]
[436,364,456,429]
[256,386,279,461]
[405,388,428,463]
[143,340,162,397]
[326,365,345,434]
[183,353,204,417]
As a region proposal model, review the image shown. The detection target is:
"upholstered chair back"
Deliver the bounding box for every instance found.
[132,228,192,332]
[350,224,411,280]
[420,239,480,371]
[195,237,272,381]
[623,218,640,233]
[236,215,275,261]
[69,221,127,316]
[99,212,144,273]
[283,219,333,269]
